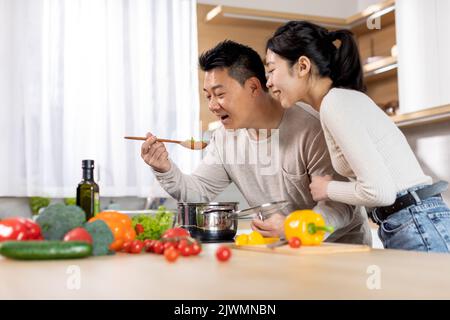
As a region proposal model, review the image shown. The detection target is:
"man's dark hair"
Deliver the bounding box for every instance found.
[199,40,268,91]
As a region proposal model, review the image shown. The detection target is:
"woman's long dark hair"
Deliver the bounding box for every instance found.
[266,21,365,92]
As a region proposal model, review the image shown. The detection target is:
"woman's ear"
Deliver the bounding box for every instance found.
[295,56,311,78]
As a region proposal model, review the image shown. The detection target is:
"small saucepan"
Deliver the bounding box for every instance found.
[175,201,289,242]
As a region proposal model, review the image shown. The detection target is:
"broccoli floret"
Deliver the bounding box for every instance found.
[36,204,86,240]
[84,220,115,256]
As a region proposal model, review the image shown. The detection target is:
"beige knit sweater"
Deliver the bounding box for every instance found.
[321,88,432,207]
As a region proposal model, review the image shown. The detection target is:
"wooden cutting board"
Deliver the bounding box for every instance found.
[231,242,371,255]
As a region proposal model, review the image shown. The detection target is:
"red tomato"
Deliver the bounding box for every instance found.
[144,240,155,252]
[180,245,192,257]
[177,239,189,250]
[0,219,28,241]
[162,227,190,239]
[122,240,133,253]
[135,224,145,235]
[164,248,179,263]
[216,246,232,262]
[153,241,164,254]
[63,227,93,244]
[288,237,302,249]
[163,242,176,251]
[129,240,144,254]
[191,243,202,256]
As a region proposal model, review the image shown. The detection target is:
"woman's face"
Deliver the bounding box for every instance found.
[265,49,308,108]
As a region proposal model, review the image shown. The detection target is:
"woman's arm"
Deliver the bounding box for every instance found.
[321,101,397,207]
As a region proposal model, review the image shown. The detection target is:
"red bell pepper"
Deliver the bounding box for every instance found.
[0,217,43,241]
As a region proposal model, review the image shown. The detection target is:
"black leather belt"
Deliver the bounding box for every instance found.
[369,181,448,224]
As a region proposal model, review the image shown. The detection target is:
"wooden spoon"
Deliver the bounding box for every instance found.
[124,136,208,150]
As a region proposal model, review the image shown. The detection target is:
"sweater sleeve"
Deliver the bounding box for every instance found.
[321,97,397,207]
[303,127,357,230]
[153,131,232,202]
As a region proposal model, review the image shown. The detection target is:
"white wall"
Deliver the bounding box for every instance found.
[198,0,359,18]
[396,0,450,113]
[357,0,386,12]
[402,123,450,205]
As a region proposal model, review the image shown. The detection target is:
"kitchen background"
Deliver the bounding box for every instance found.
[1,0,449,248]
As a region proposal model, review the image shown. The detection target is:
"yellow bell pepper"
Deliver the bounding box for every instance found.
[234,231,279,246]
[284,210,334,246]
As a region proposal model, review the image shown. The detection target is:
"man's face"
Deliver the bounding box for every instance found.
[203,68,257,129]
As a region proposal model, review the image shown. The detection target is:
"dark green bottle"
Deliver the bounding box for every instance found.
[76,160,100,220]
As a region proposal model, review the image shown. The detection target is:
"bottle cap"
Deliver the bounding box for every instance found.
[82,160,95,169]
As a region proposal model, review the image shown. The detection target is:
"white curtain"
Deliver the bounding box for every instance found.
[0,0,200,198]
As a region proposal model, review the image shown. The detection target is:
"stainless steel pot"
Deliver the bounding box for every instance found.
[175,200,289,242]
[176,202,239,242]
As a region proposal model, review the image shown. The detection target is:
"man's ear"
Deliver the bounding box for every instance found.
[246,77,262,96]
[295,56,311,78]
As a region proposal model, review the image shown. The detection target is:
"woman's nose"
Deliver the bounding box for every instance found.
[266,77,272,89]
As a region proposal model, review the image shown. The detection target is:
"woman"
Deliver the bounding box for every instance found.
[265,20,450,252]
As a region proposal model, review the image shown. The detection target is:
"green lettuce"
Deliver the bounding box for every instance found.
[132,206,174,240]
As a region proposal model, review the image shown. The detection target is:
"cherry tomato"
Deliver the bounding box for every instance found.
[180,245,192,257]
[191,243,202,256]
[164,247,179,263]
[177,239,189,250]
[216,246,232,262]
[153,241,164,254]
[162,227,190,239]
[288,237,302,249]
[122,240,133,252]
[163,241,176,251]
[129,240,144,254]
[135,224,145,235]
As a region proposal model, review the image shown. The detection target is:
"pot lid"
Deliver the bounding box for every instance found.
[234,200,289,220]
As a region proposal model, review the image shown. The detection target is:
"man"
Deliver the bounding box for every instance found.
[141,40,371,245]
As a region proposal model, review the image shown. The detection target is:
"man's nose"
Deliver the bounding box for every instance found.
[208,98,221,112]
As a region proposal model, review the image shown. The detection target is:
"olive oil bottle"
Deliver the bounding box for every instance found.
[76,160,100,220]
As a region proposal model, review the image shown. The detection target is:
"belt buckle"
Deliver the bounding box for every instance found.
[369,208,383,225]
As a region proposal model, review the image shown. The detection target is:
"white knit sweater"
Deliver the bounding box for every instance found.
[321,88,432,207]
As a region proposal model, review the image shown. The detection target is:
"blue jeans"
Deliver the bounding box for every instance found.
[377,186,450,253]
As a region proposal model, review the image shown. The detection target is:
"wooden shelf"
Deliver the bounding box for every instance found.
[204,0,395,35]
[363,56,398,80]
[391,104,450,128]
[205,5,346,30]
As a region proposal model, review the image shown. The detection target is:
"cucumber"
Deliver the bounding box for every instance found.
[0,241,92,260]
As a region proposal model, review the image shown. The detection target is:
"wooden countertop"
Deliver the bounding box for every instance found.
[1,243,450,299]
